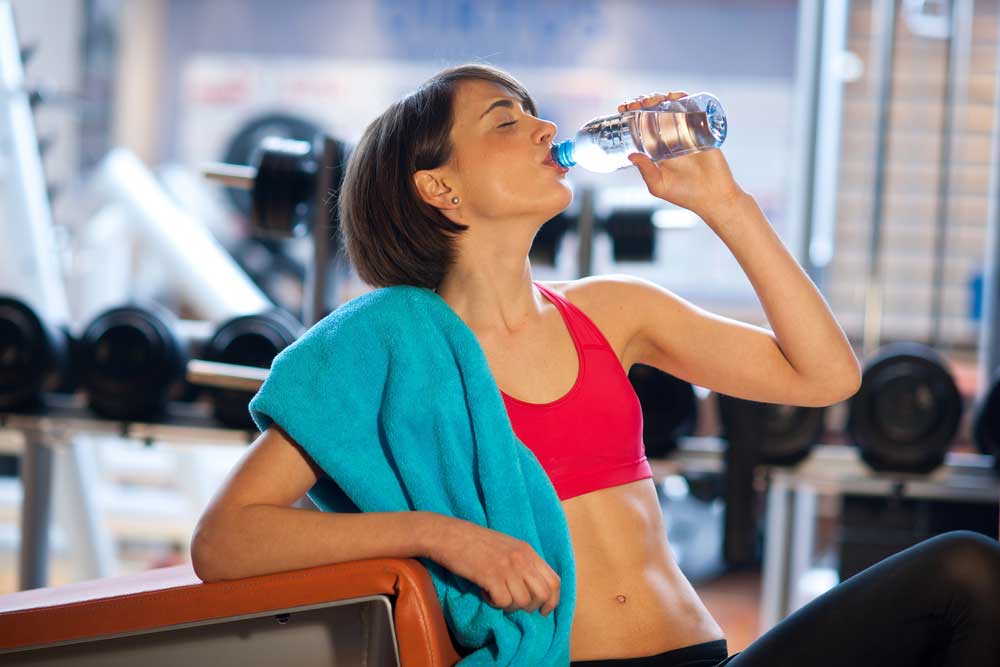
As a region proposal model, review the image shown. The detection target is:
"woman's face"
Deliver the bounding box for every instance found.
[443,79,573,223]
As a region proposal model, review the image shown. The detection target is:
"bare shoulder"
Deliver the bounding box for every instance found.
[536,274,646,367]
[537,273,645,311]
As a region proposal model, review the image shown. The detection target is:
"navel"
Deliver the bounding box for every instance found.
[615,594,627,603]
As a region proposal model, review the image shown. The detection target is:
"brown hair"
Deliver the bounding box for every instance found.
[336,64,537,289]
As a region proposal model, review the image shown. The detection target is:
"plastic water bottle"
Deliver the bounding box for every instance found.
[551,92,727,173]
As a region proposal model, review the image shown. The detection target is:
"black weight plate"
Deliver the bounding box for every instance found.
[0,296,69,411]
[250,136,319,238]
[869,364,948,442]
[605,209,656,262]
[716,393,824,466]
[529,212,571,267]
[79,302,186,421]
[971,366,1000,474]
[203,308,304,429]
[628,363,697,458]
[221,112,324,219]
[846,341,962,474]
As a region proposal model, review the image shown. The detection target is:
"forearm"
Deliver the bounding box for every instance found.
[192,504,446,582]
[701,192,862,387]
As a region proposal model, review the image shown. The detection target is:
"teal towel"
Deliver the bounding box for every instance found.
[248,285,576,666]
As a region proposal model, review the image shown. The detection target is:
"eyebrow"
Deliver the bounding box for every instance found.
[479,98,517,119]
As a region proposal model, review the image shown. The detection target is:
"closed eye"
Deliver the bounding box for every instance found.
[498,120,518,128]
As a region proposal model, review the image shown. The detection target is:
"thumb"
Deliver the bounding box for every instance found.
[628,153,660,187]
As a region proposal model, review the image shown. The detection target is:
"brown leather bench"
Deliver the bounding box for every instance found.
[0,557,465,666]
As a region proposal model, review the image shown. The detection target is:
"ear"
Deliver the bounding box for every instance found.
[413,169,459,210]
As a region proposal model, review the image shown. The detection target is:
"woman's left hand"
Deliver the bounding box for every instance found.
[620,91,746,220]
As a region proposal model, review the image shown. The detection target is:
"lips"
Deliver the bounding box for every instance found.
[542,150,569,174]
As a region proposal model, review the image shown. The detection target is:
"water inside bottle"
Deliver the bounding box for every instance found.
[570,103,726,173]
[631,109,720,160]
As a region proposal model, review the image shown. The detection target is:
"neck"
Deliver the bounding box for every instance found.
[435,221,547,335]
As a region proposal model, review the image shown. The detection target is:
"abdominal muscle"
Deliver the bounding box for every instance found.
[561,477,726,661]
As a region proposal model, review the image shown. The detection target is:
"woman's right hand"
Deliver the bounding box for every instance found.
[425,515,561,616]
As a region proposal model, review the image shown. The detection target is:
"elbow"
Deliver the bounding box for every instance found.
[841,365,864,398]
[190,524,229,584]
[826,371,862,406]
[797,371,861,408]
[190,534,218,583]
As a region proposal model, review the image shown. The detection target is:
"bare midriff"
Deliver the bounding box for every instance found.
[561,477,726,662]
[462,279,726,661]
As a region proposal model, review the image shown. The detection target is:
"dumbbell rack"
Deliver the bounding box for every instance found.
[2,414,713,593]
[749,440,997,633]
[650,437,997,631]
[0,393,256,591]
[4,400,996,637]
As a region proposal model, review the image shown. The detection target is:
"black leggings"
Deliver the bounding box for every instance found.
[569,530,1000,667]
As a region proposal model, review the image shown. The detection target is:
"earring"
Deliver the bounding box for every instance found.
[450,196,460,205]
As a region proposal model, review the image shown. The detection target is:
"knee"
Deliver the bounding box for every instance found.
[927,530,1000,604]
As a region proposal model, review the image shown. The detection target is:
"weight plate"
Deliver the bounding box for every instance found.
[605,209,656,262]
[221,112,324,219]
[628,363,698,458]
[250,136,319,238]
[846,341,962,474]
[203,308,304,429]
[0,296,69,411]
[716,393,824,466]
[971,367,1000,474]
[79,302,186,420]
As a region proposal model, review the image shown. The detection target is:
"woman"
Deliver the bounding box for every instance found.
[192,65,1000,666]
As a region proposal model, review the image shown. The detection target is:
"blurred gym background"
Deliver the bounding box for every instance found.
[2,0,999,655]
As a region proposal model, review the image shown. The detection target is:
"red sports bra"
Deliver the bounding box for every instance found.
[499,281,653,501]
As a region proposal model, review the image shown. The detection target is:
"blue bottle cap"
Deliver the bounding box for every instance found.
[705,99,727,146]
[552,140,576,168]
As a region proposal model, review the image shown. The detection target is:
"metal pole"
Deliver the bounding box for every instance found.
[575,186,595,278]
[929,0,971,348]
[787,0,823,283]
[19,431,53,590]
[305,136,340,326]
[861,0,899,359]
[976,2,1000,402]
[761,470,794,629]
[807,0,851,292]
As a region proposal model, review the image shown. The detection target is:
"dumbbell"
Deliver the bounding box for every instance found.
[208,121,349,328]
[846,341,962,474]
[716,394,826,466]
[206,135,321,239]
[218,112,325,223]
[77,301,193,421]
[627,363,698,458]
[211,156,315,314]
[0,295,76,413]
[197,308,303,429]
[79,301,303,426]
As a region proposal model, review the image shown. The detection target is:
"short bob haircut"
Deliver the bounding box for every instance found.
[337,64,537,290]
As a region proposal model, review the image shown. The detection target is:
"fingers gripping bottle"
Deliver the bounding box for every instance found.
[550,92,727,173]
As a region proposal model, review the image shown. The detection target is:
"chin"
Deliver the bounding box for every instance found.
[497,182,572,222]
[547,182,573,215]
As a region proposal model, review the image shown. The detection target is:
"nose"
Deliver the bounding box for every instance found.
[534,118,557,145]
